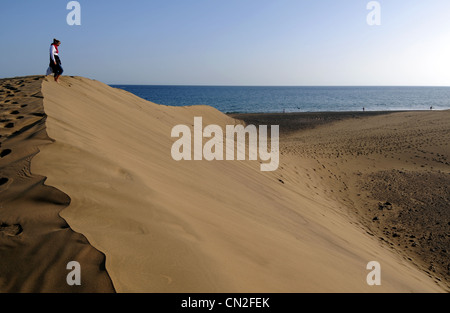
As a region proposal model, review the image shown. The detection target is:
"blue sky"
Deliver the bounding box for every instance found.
[1,0,450,85]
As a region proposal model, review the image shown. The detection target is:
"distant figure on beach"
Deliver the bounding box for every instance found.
[363,107,365,112]
[430,106,433,110]
[49,39,63,82]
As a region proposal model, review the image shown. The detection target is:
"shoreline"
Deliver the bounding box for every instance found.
[229,111,404,134]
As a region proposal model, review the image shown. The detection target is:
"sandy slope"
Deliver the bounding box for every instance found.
[276,110,450,290]
[0,76,114,292]
[32,76,444,292]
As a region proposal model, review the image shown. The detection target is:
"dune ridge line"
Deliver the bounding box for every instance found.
[0,75,115,292]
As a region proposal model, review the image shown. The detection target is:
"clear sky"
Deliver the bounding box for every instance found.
[1,0,450,85]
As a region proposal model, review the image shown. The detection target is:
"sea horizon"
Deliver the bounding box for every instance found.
[110,83,450,87]
[111,84,450,114]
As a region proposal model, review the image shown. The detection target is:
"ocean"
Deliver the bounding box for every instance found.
[110,85,450,114]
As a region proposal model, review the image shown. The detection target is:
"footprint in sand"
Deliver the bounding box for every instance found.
[0,223,23,237]
[9,110,20,115]
[4,123,14,129]
[0,149,11,158]
[0,177,9,186]
[5,86,19,92]
[20,104,27,108]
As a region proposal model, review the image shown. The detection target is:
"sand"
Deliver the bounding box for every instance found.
[260,110,450,290]
[0,76,114,292]
[1,75,447,292]
[235,110,450,291]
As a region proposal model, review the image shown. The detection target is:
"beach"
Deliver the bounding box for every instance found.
[0,75,448,292]
[233,110,450,291]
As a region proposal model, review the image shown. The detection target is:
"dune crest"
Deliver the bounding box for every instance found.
[32,76,443,292]
[0,76,114,292]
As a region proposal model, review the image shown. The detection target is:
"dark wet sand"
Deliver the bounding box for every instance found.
[229,111,404,134]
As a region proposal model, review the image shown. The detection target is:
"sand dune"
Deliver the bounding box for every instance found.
[21,76,444,292]
[0,76,114,292]
[274,110,450,290]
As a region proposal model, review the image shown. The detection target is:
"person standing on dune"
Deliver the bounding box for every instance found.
[49,39,63,82]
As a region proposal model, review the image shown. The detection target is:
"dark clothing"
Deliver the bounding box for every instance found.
[50,55,63,77]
